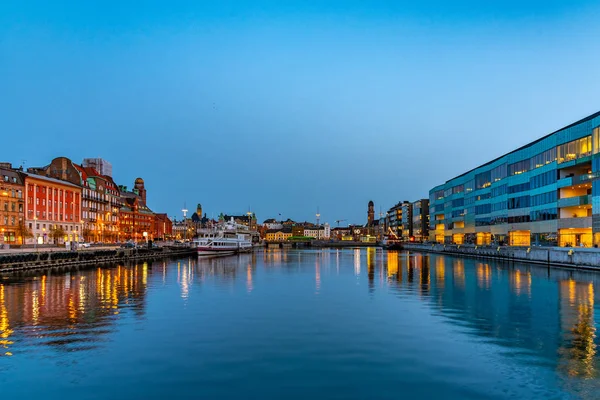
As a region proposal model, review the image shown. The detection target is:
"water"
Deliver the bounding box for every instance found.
[1,248,599,399]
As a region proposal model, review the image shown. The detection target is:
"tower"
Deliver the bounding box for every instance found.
[134,177,146,204]
[182,202,188,219]
[196,203,202,218]
[368,200,374,226]
[316,207,321,226]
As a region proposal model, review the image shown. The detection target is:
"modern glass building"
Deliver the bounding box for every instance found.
[429,111,600,247]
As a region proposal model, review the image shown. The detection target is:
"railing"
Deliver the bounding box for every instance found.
[557,195,591,208]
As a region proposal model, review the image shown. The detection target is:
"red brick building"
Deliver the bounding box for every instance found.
[24,173,82,244]
[119,178,155,242]
[154,213,173,240]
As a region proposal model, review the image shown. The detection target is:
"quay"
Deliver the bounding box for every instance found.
[0,245,197,273]
[402,243,600,270]
[264,240,381,249]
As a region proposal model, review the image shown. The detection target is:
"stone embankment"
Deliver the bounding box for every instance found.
[0,246,197,273]
[402,243,600,270]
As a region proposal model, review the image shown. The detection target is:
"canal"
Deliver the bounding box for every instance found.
[1,248,599,399]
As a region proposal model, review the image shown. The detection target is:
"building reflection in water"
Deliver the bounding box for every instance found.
[367,247,375,291]
[476,263,492,291]
[558,280,597,379]
[0,263,149,357]
[354,249,361,276]
[387,251,399,282]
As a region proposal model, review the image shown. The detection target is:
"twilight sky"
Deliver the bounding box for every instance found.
[2,1,600,225]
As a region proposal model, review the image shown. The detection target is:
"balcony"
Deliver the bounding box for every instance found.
[557,195,591,208]
[558,173,597,188]
[558,216,592,229]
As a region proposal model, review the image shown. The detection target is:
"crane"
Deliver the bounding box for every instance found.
[335,219,347,227]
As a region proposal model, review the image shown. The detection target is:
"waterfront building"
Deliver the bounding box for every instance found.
[331,226,350,240]
[387,201,411,239]
[0,163,25,245]
[119,178,155,242]
[303,223,330,239]
[222,214,257,230]
[411,199,429,242]
[154,213,173,240]
[24,173,82,244]
[265,227,293,241]
[34,157,109,242]
[263,218,283,230]
[429,111,600,247]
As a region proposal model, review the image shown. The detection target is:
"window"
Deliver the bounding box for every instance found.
[36,198,39,205]
[491,184,507,197]
[594,127,600,154]
[491,163,507,182]
[475,171,491,189]
[508,195,530,209]
[508,160,529,175]
[531,208,558,221]
[508,182,530,194]
[530,148,557,169]
[530,191,557,207]
[452,185,464,194]
[452,198,464,207]
[475,204,491,214]
[557,136,592,163]
[508,215,531,223]
[491,202,507,212]
[530,170,557,189]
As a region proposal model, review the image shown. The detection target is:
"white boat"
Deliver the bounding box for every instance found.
[193,218,253,256]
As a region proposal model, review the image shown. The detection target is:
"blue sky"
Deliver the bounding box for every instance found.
[2,1,600,224]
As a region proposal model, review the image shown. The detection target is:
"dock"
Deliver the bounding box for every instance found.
[0,246,197,274]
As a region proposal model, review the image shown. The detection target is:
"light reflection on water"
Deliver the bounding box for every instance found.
[0,249,599,399]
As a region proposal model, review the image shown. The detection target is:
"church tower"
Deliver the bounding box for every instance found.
[196,203,202,218]
[134,177,146,204]
[368,200,374,226]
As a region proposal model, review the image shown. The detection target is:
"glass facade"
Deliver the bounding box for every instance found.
[429,111,600,247]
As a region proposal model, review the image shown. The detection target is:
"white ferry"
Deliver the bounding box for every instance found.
[193,218,253,256]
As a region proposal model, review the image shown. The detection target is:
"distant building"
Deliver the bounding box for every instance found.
[82,158,113,178]
[222,214,257,230]
[387,201,411,240]
[263,218,283,230]
[265,227,292,241]
[411,199,429,243]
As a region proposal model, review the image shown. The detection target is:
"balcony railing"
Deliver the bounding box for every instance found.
[557,195,591,208]
[558,173,597,188]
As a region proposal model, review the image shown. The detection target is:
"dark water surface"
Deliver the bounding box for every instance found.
[1,248,600,399]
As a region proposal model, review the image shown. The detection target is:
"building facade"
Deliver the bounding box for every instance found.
[429,111,600,247]
[154,213,173,240]
[0,163,25,245]
[411,199,429,242]
[119,178,155,242]
[24,173,82,244]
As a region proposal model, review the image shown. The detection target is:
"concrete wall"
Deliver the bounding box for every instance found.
[403,243,600,269]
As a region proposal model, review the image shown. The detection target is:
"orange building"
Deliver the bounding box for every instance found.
[24,173,82,244]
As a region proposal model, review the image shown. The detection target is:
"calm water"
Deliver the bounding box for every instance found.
[1,248,600,399]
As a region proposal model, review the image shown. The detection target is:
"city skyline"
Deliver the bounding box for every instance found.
[3,1,600,223]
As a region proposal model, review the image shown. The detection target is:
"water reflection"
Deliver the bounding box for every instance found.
[0,249,599,397]
[0,263,149,357]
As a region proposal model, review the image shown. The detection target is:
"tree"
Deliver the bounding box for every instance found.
[49,226,66,244]
[15,222,33,245]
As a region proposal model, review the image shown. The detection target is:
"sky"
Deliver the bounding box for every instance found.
[2,1,600,225]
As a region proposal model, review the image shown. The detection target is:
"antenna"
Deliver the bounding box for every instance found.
[182,202,188,219]
[316,206,320,226]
